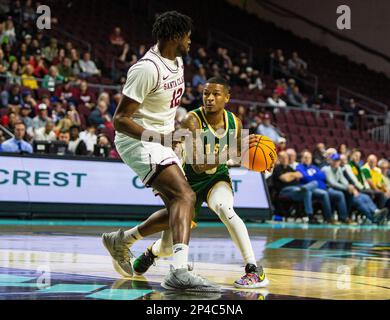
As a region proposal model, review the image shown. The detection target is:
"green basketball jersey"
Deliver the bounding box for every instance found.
[183,107,239,215]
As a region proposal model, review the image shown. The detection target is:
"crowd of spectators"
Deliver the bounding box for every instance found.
[0,3,119,158]
[271,145,390,225]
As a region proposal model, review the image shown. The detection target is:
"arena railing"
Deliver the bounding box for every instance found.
[229,98,387,129]
[207,29,254,64]
[336,86,388,115]
[269,62,319,96]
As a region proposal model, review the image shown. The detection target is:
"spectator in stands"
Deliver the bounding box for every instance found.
[272,151,319,224]
[270,49,288,76]
[286,148,299,169]
[42,66,64,92]
[338,143,350,157]
[193,47,210,69]
[277,137,287,152]
[249,114,262,134]
[32,103,49,130]
[342,153,386,208]
[57,129,73,155]
[4,18,16,45]
[247,68,264,91]
[94,133,112,158]
[118,43,137,67]
[343,98,365,130]
[1,121,32,154]
[109,27,125,47]
[288,52,307,77]
[323,153,387,225]
[236,105,249,128]
[55,109,74,133]
[362,154,390,208]
[21,64,38,90]
[54,79,77,105]
[57,57,75,80]
[68,125,88,156]
[286,80,307,108]
[378,159,390,183]
[22,0,36,22]
[70,48,81,76]
[267,91,287,108]
[32,56,48,78]
[79,52,101,78]
[274,79,287,97]
[42,38,58,63]
[34,119,56,142]
[2,111,19,133]
[88,100,111,128]
[6,60,21,85]
[313,143,327,168]
[192,66,207,87]
[80,124,97,154]
[19,104,33,134]
[76,80,95,108]
[297,150,349,224]
[256,113,281,143]
[1,84,23,109]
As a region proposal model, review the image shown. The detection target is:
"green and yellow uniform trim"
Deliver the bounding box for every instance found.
[184,106,238,219]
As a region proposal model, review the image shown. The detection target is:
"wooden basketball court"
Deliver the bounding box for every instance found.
[1,219,389,300]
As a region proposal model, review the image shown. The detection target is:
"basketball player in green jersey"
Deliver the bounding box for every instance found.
[132,77,269,289]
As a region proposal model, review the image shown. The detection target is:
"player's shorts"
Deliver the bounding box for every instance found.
[190,173,233,220]
[115,134,183,188]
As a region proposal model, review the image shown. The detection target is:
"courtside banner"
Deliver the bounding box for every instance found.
[0,156,270,209]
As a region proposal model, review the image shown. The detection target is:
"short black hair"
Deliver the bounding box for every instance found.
[69,125,80,132]
[152,11,192,41]
[206,76,230,92]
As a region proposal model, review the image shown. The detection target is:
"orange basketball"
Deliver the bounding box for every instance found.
[242,135,277,172]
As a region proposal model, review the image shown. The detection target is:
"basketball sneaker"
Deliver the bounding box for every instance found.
[102,229,134,277]
[373,208,388,225]
[234,264,269,289]
[161,265,221,292]
[133,245,157,275]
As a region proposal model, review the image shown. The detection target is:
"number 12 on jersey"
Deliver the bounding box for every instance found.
[170,88,183,108]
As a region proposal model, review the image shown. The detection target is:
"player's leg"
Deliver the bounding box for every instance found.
[151,165,220,292]
[207,181,269,289]
[150,164,195,268]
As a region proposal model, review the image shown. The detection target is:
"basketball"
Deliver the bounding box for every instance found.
[243,135,277,172]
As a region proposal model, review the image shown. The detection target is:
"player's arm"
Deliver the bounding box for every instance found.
[279,171,302,183]
[113,96,148,140]
[182,113,257,174]
[229,116,259,167]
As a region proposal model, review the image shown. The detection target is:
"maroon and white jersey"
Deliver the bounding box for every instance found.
[119,44,185,136]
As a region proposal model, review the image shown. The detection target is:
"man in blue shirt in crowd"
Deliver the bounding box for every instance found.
[296,150,352,224]
[1,122,33,154]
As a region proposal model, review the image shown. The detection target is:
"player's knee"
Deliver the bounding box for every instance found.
[215,202,236,219]
[180,188,196,206]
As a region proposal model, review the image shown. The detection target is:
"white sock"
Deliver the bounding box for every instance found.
[123,226,143,247]
[208,182,257,266]
[172,243,189,269]
[151,230,173,258]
